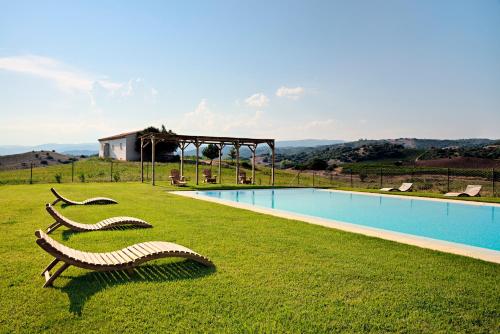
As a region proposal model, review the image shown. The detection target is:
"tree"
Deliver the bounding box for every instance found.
[135,125,178,162]
[202,144,219,168]
[229,147,237,162]
[306,158,328,170]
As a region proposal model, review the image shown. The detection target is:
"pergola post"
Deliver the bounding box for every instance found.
[179,141,186,177]
[151,137,156,186]
[235,142,240,184]
[195,141,200,185]
[218,143,224,184]
[140,138,144,183]
[250,144,257,185]
[270,141,275,186]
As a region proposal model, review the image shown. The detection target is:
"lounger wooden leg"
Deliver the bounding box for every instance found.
[51,198,60,206]
[43,263,70,288]
[46,222,62,234]
[41,258,59,276]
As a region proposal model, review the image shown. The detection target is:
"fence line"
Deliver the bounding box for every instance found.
[0,160,497,197]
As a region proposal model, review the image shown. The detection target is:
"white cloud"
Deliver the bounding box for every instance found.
[177,99,265,136]
[275,86,305,100]
[0,55,157,107]
[244,93,269,108]
[0,55,123,94]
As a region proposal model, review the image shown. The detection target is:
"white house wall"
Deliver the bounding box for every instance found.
[99,138,127,160]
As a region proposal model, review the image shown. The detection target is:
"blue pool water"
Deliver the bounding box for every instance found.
[197,188,500,251]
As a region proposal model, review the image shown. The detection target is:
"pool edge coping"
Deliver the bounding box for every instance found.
[318,188,500,207]
[170,190,500,265]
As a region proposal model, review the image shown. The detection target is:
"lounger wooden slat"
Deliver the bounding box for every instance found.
[35,230,214,287]
[45,204,152,234]
[108,252,126,265]
[50,188,118,206]
[138,243,159,254]
[133,244,153,257]
[127,246,146,258]
[114,250,134,263]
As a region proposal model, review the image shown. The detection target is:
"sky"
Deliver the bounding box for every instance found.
[0,0,499,145]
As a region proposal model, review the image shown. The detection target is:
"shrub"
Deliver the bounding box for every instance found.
[54,173,62,183]
[307,158,328,170]
[359,171,368,182]
[241,161,252,169]
[280,160,294,169]
[40,160,48,165]
[113,171,121,182]
[78,172,85,183]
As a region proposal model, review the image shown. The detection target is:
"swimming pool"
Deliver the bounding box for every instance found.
[175,188,500,261]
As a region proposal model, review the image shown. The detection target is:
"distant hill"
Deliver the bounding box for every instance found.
[275,138,500,168]
[0,151,78,170]
[184,139,344,158]
[0,143,99,156]
[276,139,344,147]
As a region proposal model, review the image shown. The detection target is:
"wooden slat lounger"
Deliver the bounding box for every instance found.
[444,185,482,197]
[35,230,214,287]
[380,182,413,192]
[45,204,152,234]
[51,188,118,205]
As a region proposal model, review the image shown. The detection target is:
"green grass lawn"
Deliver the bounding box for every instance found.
[0,183,499,333]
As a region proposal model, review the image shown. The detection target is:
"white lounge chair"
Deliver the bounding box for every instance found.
[380,183,413,192]
[444,185,482,197]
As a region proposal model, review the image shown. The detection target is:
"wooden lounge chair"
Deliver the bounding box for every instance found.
[45,204,152,234]
[238,171,252,184]
[380,182,413,192]
[169,169,187,186]
[202,169,217,184]
[35,230,214,287]
[444,185,482,197]
[51,188,117,206]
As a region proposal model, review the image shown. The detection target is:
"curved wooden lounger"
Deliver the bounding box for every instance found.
[35,230,214,287]
[45,204,152,234]
[50,188,118,206]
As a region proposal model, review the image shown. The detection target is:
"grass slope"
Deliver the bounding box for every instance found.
[0,183,499,333]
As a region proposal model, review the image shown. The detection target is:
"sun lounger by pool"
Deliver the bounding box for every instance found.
[202,169,217,184]
[380,183,413,192]
[35,230,214,287]
[169,169,187,186]
[444,185,482,197]
[45,203,152,234]
[51,188,117,206]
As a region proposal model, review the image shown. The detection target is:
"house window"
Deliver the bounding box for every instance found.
[120,143,123,150]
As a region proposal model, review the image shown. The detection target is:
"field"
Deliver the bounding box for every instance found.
[0,183,499,332]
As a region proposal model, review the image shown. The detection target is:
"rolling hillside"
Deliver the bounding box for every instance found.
[0,151,78,170]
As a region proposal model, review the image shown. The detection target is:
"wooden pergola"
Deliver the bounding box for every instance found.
[139,134,276,186]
